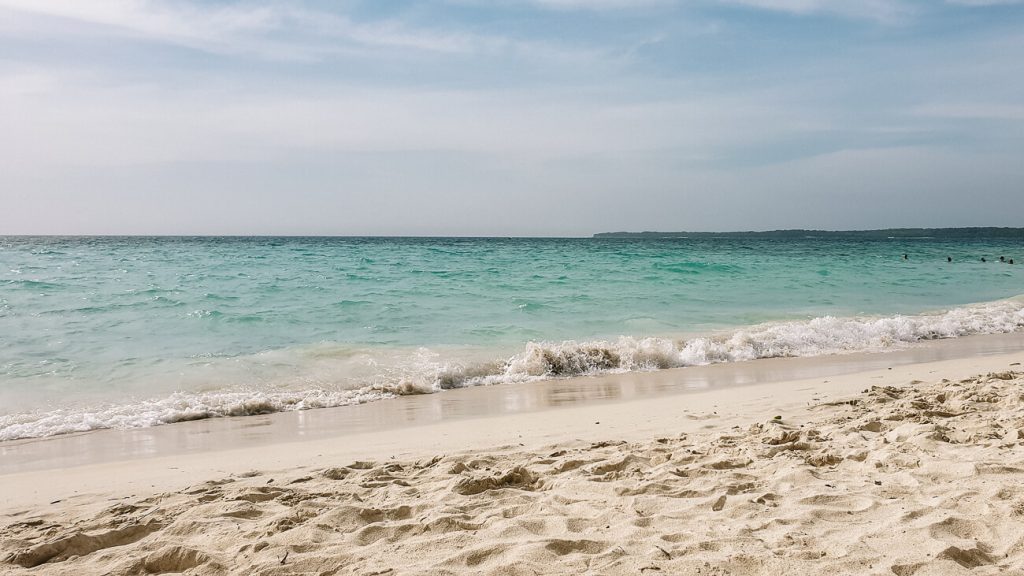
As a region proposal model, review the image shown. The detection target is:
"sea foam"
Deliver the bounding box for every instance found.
[2,296,1023,441]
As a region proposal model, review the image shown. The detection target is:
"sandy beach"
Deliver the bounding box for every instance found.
[2,338,1024,575]
[5,0,1024,572]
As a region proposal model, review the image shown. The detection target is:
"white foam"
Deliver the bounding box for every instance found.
[0,388,397,442]
[500,296,1024,376]
[2,296,1023,441]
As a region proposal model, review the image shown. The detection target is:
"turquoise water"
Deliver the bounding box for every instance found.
[2,236,1023,440]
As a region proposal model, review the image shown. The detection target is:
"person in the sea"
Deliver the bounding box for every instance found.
[982,257,987,263]
[947,256,952,262]
[1000,256,1006,262]
[903,254,908,260]
[1011,259,1016,265]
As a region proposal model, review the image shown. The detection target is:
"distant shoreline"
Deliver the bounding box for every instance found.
[593,227,1024,239]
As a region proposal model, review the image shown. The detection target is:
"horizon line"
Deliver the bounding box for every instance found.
[3,226,1024,239]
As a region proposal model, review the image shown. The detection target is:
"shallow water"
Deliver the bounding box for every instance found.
[1,235,1022,440]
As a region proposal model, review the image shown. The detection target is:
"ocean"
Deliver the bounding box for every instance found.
[2,235,1022,441]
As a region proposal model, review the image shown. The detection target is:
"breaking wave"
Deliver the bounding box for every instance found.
[2,296,1023,441]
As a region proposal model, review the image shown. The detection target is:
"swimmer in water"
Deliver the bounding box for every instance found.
[981,257,987,262]
[947,256,952,262]
[903,254,908,260]
[1000,256,1006,262]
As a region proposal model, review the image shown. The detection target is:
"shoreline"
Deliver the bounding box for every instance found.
[3,332,1023,477]
[4,293,1024,445]
[2,332,1023,511]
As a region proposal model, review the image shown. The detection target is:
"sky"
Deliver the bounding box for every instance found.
[1,0,1022,236]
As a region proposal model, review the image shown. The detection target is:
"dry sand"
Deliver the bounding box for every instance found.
[2,348,1024,575]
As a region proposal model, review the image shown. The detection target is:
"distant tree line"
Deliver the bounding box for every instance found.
[592,228,1024,240]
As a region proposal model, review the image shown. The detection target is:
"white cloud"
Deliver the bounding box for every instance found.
[946,0,1024,6]
[504,0,913,20]
[912,103,1024,120]
[523,0,671,9]
[715,0,913,21]
[0,60,833,173]
[0,0,510,58]
[0,0,276,51]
